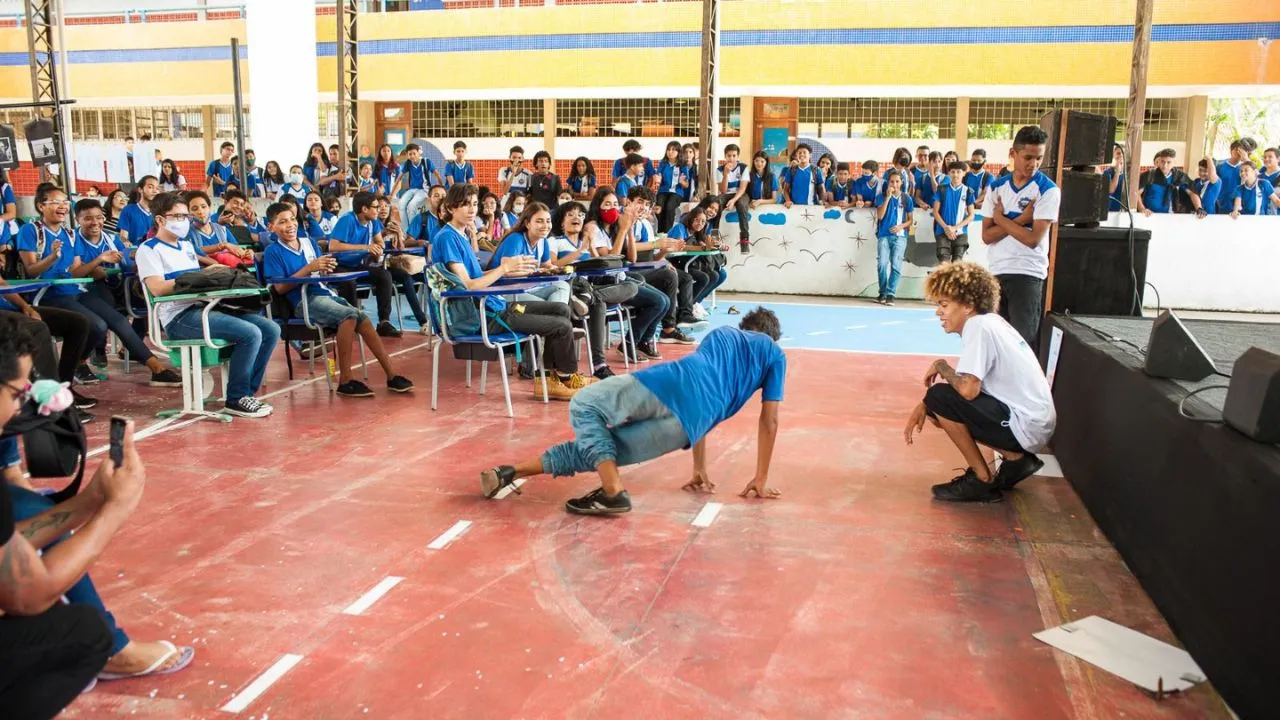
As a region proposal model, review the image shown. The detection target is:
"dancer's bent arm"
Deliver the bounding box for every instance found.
[739,401,781,499]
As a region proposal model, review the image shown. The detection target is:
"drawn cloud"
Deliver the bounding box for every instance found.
[758,213,787,226]
[823,209,842,220]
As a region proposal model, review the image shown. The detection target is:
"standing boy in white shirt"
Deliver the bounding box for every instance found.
[905,262,1056,503]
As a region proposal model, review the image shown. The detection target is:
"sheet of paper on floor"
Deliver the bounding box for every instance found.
[1034,615,1205,693]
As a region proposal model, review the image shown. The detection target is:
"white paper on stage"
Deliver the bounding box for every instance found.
[104,146,132,183]
[133,142,161,178]
[75,145,106,182]
[1034,615,1205,693]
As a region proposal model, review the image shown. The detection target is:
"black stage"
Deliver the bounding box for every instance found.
[1042,314,1280,720]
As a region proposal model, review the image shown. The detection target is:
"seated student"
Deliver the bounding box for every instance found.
[373,195,431,333]
[117,175,160,246]
[615,187,702,340]
[932,161,976,263]
[433,183,593,400]
[1187,157,1221,218]
[915,151,945,210]
[905,261,1056,503]
[260,160,285,200]
[216,189,269,246]
[479,307,786,515]
[206,141,236,198]
[357,162,378,194]
[1261,147,1280,188]
[485,202,578,309]
[557,189,574,206]
[475,192,504,252]
[137,192,280,418]
[303,142,342,195]
[1137,148,1190,215]
[298,191,338,248]
[410,184,447,249]
[185,191,254,268]
[500,191,526,232]
[852,160,882,207]
[243,148,263,197]
[1101,146,1127,212]
[1230,161,1280,217]
[614,154,648,203]
[965,149,992,208]
[655,141,686,232]
[826,161,858,208]
[394,143,441,225]
[498,145,532,199]
[66,198,138,360]
[667,207,728,309]
[279,165,309,207]
[0,283,98,421]
[780,144,821,208]
[158,158,186,193]
[567,157,597,201]
[612,140,656,185]
[262,202,414,397]
[527,151,563,208]
[443,140,476,188]
[874,170,913,306]
[717,143,752,249]
[329,191,422,338]
[745,150,780,211]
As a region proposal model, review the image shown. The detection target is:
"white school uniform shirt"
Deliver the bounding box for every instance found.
[134,236,203,329]
[160,175,186,193]
[499,167,532,192]
[980,171,1060,280]
[955,313,1057,452]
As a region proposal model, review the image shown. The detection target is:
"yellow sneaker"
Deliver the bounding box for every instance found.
[559,373,597,389]
[533,374,577,401]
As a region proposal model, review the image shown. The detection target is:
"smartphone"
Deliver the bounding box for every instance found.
[109,416,129,467]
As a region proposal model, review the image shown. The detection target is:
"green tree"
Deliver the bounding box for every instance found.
[1205,97,1280,160]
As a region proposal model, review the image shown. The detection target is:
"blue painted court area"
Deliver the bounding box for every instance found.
[691,300,962,356]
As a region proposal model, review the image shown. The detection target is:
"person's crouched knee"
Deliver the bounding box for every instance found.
[923,382,965,420]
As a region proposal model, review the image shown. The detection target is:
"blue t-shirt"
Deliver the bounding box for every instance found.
[206,159,235,197]
[964,170,991,200]
[911,167,928,194]
[934,181,974,233]
[488,231,551,270]
[853,175,882,203]
[434,223,505,313]
[76,230,130,269]
[568,174,595,195]
[330,213,382,267]
[186,222,237,254]
[262,235,333,306]
[1102,168,1127,211]
[667,222,691,241]
[633,326,787,446]
[0,436,18,469]
[1234,180,1277,216]
[613,156,655,181]
[1192,178,1221,214]
[828,179,856,203]
[917,173,945,207]
[443,160,475,187]
[875,192,911,238]
[375,163,399,195]
[400,159,435,191]
[16,223,79,296]
[747,173,778,201]
[117,203,153,245]
[1262,168,1280,187]
[657,160,682,194]
[783,165,820,205]
[615,174,642,200]
[1140,170,1185,213]
[1215,160,1243,213]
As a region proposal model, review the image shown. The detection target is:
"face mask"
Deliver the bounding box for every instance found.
[246,158,255,167]
[165,218,190,237]
[601,208,621,225]
[192,216,207,227]
[290,173,303,185]
[512,205,525,215]
[970,162,983,171]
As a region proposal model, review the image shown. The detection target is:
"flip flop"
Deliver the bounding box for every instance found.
[98,640,196,681]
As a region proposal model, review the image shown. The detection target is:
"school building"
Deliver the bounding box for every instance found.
[0,0,1276,194]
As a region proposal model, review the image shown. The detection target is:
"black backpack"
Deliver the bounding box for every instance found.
[1,400,87,503]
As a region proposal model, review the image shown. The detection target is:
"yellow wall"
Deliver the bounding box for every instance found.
[1,1,1277,102]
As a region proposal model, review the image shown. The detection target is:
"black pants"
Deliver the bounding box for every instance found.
[494,301,577,375]
[42,290,154,365]
[0,603,114,720]
[656,192,683,233]
[923,383,1025,453]
[935,233,969,262]
[996,273,1044,351]
[91,280,149,356]
[583,282,639,368]
[719,192,751,239]
[337,266,395,324]
[2,308,92,383]
[639,265,689,327]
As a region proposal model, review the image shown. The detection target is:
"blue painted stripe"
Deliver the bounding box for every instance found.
[0,22,1272,66]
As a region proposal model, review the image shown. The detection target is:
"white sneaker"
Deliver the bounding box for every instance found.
[692,303,709,320]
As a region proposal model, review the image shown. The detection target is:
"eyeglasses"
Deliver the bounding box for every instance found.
[164,213,192,221]
[2,380,32,405]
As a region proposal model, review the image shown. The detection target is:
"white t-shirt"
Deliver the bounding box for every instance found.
[548,234,590,261]
[134,236,203,328]
[499,167,531,192]
[955,313,1056,452]
[980,171,1060,279]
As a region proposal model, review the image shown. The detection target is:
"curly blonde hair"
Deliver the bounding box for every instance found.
[924,261,1000,314]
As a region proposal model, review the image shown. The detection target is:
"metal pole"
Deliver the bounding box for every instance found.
[230,38,248,192]
[337,0,358,190]
[336,1,349,188]
[696,0,720,202]
[53,0,74,194]
[23,0,67,187]
[1124,0,1154,211]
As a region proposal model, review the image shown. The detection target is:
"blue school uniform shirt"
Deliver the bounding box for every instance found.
[186,221,235,254]
[747,172,779,201]
[330,213,383,267]
[1102,168,1127,211]
[615,174,642,200]
[16,223,79,295]
[0,184,13,248]
[934,181,974,234]
[434,223,505,313]
[678,165,698,201]
[917,173,945,207]
[964,170,991,201]
[568,174,595,196]
[443,160,475,187]
[853,174,882,203]
[279,183,308,206]
[263,235,334,306]
[828,179,857,203]
[633,326,787,446]
[117,203,153,245]
[875,192,911,238]
[1215,160,1243,213]
[375,164,399,195]
[206,159,235,197]
[301,211,338,242]
[358,177,378,194]
[1140,170,1185,213]
[488,231,551,270]
[1192,178,1221,214]
[783,165,820,205]
[1262,168,1280,187]
[1234,180,1277,216]
[657,160,682,194]
[613,156,656,181]
[667,222,691,241]
[911,167,928,194]
[75,229,130,269]
[721,161,748,193]
[399,159,435,191]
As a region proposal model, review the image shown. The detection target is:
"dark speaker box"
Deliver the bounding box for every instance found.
[1050,225,1151,316]
[1224,347,1280,444]
[1143,311,1219,381]
[1041,168,1110,224]
[1040,109,1118,167]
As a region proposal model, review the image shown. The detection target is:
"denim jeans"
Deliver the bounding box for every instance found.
[628,282,671,344]
[542,375,689,476]
[876,234,907,298]
[514,280,571,306]
[7,486,129,655]
[396,189,429,227]
[165,307,280,402]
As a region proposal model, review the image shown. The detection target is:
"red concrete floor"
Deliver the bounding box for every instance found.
[41,335,1229,719]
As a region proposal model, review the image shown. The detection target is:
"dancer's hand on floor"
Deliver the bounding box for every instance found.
[739,477,781,499]
[905,402,927,445]
[682,470,716,493]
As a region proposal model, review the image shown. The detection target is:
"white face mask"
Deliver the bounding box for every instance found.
[290,173,304,185]
[512,205,525,215]
[165,218,191,237]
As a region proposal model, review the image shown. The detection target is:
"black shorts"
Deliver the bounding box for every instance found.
[934,233,969,261]
[923,383,1025,452]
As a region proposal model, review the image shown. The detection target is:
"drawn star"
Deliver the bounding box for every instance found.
[777,236,793,252]
[800,209,816,221]
[851,232,867,249]
[842,260,858,276]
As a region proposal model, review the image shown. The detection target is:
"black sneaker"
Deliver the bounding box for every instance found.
[993,453,1044,491]
[593,364,615,380]
[931,469,1002,503]
[76,408,96,424]
[224,396,271,418]
[148,369,183,387]
[90,349,109,368]
[676,314,708,330]
[337,379,375,398]
[73,365,102,385]
[885,296,896,307]
[875,295,886,305]
[638,341,662,360]
[71,390,98,409]
[518,365,536,380]
[376,321,402,338]
[480,465,520,498]
[565,488,632,516]
[387,375,415,393]
[660,328,694,345]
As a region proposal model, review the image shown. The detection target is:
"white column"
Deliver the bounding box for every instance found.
[245,0,318,168]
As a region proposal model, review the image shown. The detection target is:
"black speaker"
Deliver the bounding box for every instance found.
[1143,311,1219,381]
[1224,348,1280,444]
[1050,225,1151,316]
[1040,168,1109,224]
[1040,109,1118,167]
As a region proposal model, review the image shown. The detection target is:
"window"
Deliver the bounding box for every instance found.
[799,98,958,139]
[100,109,133,140]
[212,106,250,140]
[319,103,339,138]
[411,100,543,138]
[1,110,37,139]
[968,98,1187,142]
[557,98,701,137]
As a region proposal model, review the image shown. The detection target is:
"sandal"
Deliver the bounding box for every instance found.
[98,640,196,680]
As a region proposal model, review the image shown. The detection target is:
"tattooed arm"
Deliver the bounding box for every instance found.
[923,359,982,401]
[15,486,104,551]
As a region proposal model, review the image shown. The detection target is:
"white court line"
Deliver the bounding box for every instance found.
[805,330,832,336]
[220,654,304,713]
[493,478,527,500]
[774,345,958,358]
[341,576,405,616]
[427,520,473,550]
[880,320,907,326]
[691,502,723,528]
[845,325,867,330]
[920,318,936,322]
